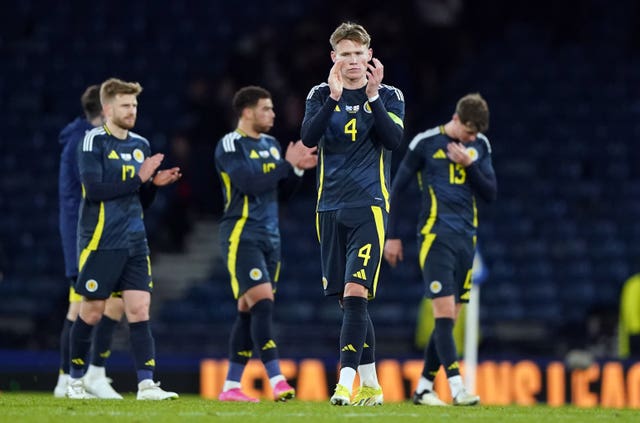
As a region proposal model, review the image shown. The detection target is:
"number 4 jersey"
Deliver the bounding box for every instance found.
[302,83,405,213]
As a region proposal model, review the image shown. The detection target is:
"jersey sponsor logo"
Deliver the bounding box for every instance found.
[363,101,372,113]
[345,104,360,114]
[250,150,260,159]
[85,279,99,292]
[249,268,263,281]
[429,280,442,294]
[133,149,145,163]
[466,147,479,162]
[432,149,447,159]
[108,150,120,159]
[269,146,281,160]
[352,269,367,280]
[259,150,270,158]
[121,153,132,161]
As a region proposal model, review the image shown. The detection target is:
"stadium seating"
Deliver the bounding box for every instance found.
[1,0,638,359]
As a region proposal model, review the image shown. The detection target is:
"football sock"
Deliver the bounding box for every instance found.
[433,318,460,379]
[269,374,285,388]
[250,299,280,377]
[339,296,368,372]
[226,312,252,383]
[416,375,434,393]
[337,367,356,393]
[91,315,119,367]
[357,312,379,387]
[129,320,155,383]
[360,312,376,365]
[422,335,440,382]
[59,318,73,374]
[449,375,464,398]
[69,317,94,379]
[357,363,380,388]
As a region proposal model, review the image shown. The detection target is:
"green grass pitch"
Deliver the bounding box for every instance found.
[1,392,638,422]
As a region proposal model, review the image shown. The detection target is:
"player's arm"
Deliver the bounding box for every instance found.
[301,88,337,147]
[387,149,423,240]
[139,181,157,209]
[369,89,405,150]
[466,160,497,203]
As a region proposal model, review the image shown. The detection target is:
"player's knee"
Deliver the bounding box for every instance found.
[125,301,150,322]
[344,282,367,298]
[104,297,125,319]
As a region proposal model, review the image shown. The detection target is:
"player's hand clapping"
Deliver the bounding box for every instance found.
[366,58,384,99]
[285,140,318,170]
[328,60,344,101]
[139,153,164,182]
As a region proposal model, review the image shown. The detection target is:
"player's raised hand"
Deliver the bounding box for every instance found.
[152,167,182,186]
[446,142,473,167]
[328,60,344,101]
[139,153,164,182]
[383,238,403,267]
[366,58,384,99]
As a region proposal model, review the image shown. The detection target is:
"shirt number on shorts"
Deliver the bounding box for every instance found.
[358,243,372,266]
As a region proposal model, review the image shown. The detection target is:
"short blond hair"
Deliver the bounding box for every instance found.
[455,93,489,133]
[100,78,143,105]
[330,22,371,50]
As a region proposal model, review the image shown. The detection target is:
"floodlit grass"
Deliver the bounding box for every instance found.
[0,392,638,423]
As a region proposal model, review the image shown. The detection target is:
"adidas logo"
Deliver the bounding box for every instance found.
[352,269,367,280]
[448,361,460,371]
[250,150,260,159]
[237,350,253,358]
[108,150,119,159]
[262,340,277,350]
[341,344,357,352]
[99,350,111,359]
[145,359,156,367]
[334,105,341,112]
[432,149,446,159]
[71,358,85,366]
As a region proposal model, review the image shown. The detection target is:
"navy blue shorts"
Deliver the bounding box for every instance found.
[75,249,152,300]
[221,237,280,299]
[316,206,387,299]
[418,234,474,303]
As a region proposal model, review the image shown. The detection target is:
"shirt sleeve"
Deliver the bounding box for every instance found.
[301,87,337,147]
[466,152,497,203]
[387,146,424,238]
[369,94,404,151]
